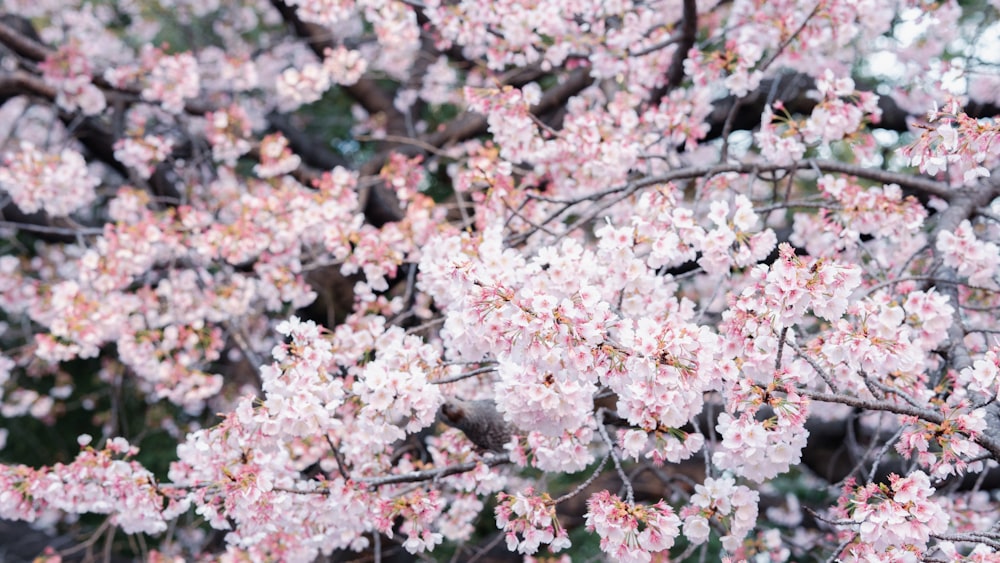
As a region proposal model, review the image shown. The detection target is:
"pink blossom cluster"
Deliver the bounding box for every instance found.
[686,40,764,98]
[155,312,487,559]
[197,47,260,93]
[699,194,777,275]
[494,488,569,555]
[835,472,949,558]
[755,103,808,165]
[104,45,200,114]
[367,2,420,79]
[818,292,927,390]
[323,45,368,85]
[0,436,167,535]
[422,0,587,70]
[464,86,543,164]
[253,133,302,178]
[584,491,680,563]
[802,70,881,145]
[713,392,810,482]
[728,0,894,75]
[116,322,226,412]
[680,475,759,552]
[141,48,201,114]
[39,40,106,115]
[0,144,392,417]
[0,141,99,217]
[113,135,175,179]
[896,408,988,479]
[260,317,347,441]
[720,244,862,378]
[791,175,929,263]
[756,72,880,165]
[513,426,595,473]
[903,98,1000,186]
[350,325,444,449]
[283,0,358,27]
[620,427,705,465]
[375,489,445,553]
[30,280,133,362]
[936,220,1000,287]
[818,175,928,240]
[958,347,1000,400]
[275,46,368,110]
[341,193,446,292]
[465,87,696,203]
[168,404,377,561]
[276,58,332,110]
[204,104,253,166]
[419,56,460,106]
[642,87,714,151]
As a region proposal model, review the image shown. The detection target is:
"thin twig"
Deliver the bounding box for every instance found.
[0,220,104,236]
[595,408,635,505]
[359,455,510,487]
[431,365,499,385]
[552,453,611,505]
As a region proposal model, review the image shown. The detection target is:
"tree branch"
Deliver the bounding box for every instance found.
[657,0,697,99]
[358,454,510,487]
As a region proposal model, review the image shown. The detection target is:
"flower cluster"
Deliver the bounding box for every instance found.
[275,45,368,110]
[936,220,1000,287]
[620,427,705,466]
[0,141,99,216]
[699,194,777,275]
[896,408,987,479]
[686,40,764,98]
[254,133,302,178]
[464,86,542,164]
[204,104,253,166]
[0,436,167,535]
[835,472,949,557]
[680,475,759,553]
[39,40,106,115]
[903,98,1000,185]
[141,48,200,114]
[713,406,809,483]
[585,491,680,562]
[375,489,445,554]
[495,488,569,555]
[802,70,882,145]
[817,175,928,240]
[105,45,200,114]
[958,347,1000,400]
[113,135,175,179]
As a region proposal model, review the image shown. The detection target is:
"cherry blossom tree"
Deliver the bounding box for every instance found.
[1,0,999,561]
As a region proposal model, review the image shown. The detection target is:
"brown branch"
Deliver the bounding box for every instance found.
[802,391,943,423]
[705,71,1000,143]
[361,66,595,176]
[0,18,49,61]
[0,218,103,237]
[0,69,56,100]
[662,0,698,97]
[269,0,403,132]
[528,159,952,206]
[358,454,510,487]
[420,67,594,150]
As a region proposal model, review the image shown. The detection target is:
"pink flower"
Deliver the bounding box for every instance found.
[0,142,99,216]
